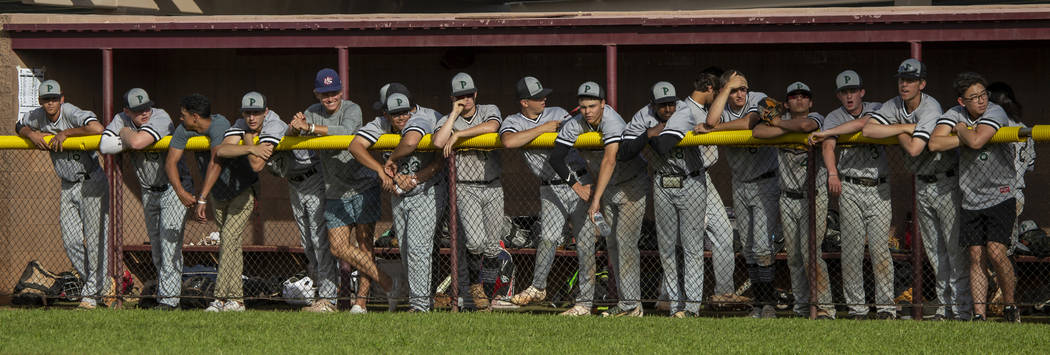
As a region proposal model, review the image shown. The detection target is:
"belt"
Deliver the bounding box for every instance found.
[916,169,955,184]
[783,190,805,200]
[76,172,92,181]
[145,185,169,192]
[459,177,499,185]
[744,170,777,183]
[288,167,318,183]
[541,170,588,186]
[657,170,703,178]
[842,175,886,187]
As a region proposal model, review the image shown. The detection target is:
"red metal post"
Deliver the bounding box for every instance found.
[807,149,818,319]
[338,46,349,99]
[908,40,925,321]
[447,153,459,312]
[102,47,124,307]
[605,44,617,110]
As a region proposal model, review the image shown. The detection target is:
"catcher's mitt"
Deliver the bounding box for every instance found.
[757,97,786,125]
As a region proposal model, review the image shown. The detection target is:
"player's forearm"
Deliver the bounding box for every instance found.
[247,154,267,172]
[616,136,647,162]
[821,139,839,175]
[823,117,868,137]
[501,129,546,148]
[388,131,423,162]
[927,136,959,152]
[416,155,444,182]
[548,143,573,181]
[705,91,732,127]
[959,125,995,150]
[713,118,751,131]
[432,120,457,148]
[215,143,253,158]
[456,120,499,138]
[17,125,38,139]
[590,150,618,205]
[349,137,385,175]
[197,153,223,201]
[120,129,156,150]
[777,118,817,133]
[898,134,926,157]
[752,124,785,139]
[165,149,189,195]
[60,125,102,137]
[862,122,910,139]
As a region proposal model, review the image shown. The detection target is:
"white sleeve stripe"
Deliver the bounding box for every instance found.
[141,126,162,141]
[484,116,501,123]
[870,113,890,125]
[603,136,622,145]
[499,128,518,134]
[357,131,379,143]
[936,119,955,126]
[554,137,576,146]
[82,117,99,125]
[977,119,1001,130]
[404,127,426,136]
[102,130,118,137]
[746,108,759,114]
[912,131,930,140]
[660,130,685,139]
[622,134,640,140]
[224,130,245,138]
[259,136,281,145]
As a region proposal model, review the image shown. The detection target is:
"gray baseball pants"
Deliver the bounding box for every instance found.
[59,172,111,300]
[393,184,444,311]
[780,185,832,316]
[143,187,187,307]
[917,176,971,319]
[289,172,338,302]
[531,183,592,291]
[598,178,649,310]
[654,174,706,314]
[839,181,894,315]
[456,182,505,258]
[704,174,736,296]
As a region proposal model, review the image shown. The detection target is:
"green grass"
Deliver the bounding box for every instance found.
[1,308,1047,354]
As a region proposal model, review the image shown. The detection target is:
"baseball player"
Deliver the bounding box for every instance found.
[550,81,650,317]
[860,58,969,321]
[98,88,184,311]
[16,79,111,310]
[929,72,1020,322]
[432,72,506,310]
[287,69,395,312]
[808,70,894,320]
[697,70,781,318]
[166,93,258,312]
[216,91,340,313]
[350,92,446,312]
[500,76,595,313]
[752,82,833,319]
[618,81,706,318]
[986,82,1035,256]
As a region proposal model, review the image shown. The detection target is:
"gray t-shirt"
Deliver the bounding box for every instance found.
[171,114,257,202]
[936,103,1017,210]
[103,108,174,188]
[357,110,443,197]
[555,105,647,185]
[437,104,502,182]
[824,102,887,179]
[719,91,778,181]
[227,110,319,179]
[302,100,377,199]
[870,93,955,175]
[499,106,588,181]
[778,112,827,193]
[16,103,103,183]
[627,101,704,176]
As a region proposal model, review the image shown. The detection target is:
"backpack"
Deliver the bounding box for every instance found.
[12,260,79,306]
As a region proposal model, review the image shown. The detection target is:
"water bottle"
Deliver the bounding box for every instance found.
[593,212,612,237]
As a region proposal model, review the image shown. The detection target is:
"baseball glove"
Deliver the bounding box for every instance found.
[757,97,786,125]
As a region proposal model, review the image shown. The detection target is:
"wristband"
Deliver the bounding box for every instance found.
[309,124,316,134]
[197,199,207,205]
[566,175,579,186]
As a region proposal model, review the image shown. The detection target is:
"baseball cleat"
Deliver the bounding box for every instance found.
[761,305,777,319]
[510,286,547,305]
[560,304,592,316]
[349,304,368,314]
[601,305,643,317]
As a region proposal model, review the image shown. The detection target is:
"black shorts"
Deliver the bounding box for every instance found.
[959,198,1016,248]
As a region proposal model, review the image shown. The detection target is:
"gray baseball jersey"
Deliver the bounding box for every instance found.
[626,101,704,176]
[437,104,501,182]
[227,110,319,178]
[499,106,588,180]
[357,110,441,197]
[170,114,258,202]
[679,97,720,168]
[16,103,102,182]
[1012,122,1035,190]
[719,92,779,181]
[102,108,174,188]
[555,105,646,185]
[778,112,826,193]
[823,102,886,179]
[302,100,377,199]
[936,103,1016,210]
[870,93,955,175]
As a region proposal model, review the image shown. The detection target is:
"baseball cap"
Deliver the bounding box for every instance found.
[786,81,812,97]
[124,88,153,111]
[373,82,411,111]
[895,58,927,79]
[516,76,552,100]
[451,72,477,97]
[240,91,266,112]
[38,80,61,99]
[385,93,412,115]
[314,68,342,93]
[835,70,862,91]
[651,81,677,104]
[577,81,605,100]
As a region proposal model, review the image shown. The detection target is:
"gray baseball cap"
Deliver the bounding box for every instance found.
[385,93,412,115]
[786,81,812,96]
[516,76,552,100]
[451,72,477,97]
[124,88,153,111]
[373,82,411,111]
[895,58,927,79]
[38,80,61,99]
[651,81,677,104]
[240,91,266,112]
[836,70,862,91]
[577,81,605,100]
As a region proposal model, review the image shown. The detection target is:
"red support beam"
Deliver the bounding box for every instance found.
[338,46,349,99]
[910,41,922,60]
[102,47,125,308]
[605,44,617,111]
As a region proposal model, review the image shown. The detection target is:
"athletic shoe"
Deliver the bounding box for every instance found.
[387,277,402,312]
[77,299,97,310]
[560,304,592,316]
[601,305,643,317]
[1003,306,1021,323]
[876,311,896,320]
[223,300,245,312]
[671,310,699,318]
[761,305,777,319]
[972,314,986,322]
[470,283,490,310]
[204,300,224,312]
[815,310,834,320]
[928,314,947,321]
[303,300,336,313]
[349,304,368,314]
[406,307,428,313]
[510,286,547,305]
[749,307,762,318]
